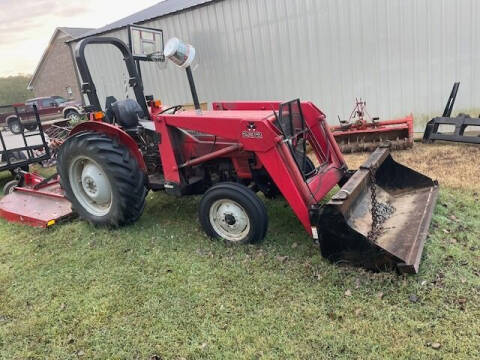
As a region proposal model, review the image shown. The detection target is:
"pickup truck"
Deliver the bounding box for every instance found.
[0,96,84,134]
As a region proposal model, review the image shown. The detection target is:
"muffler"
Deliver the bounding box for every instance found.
[312,146,439,273]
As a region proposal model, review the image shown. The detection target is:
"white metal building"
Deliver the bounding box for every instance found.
[68,0,480,129]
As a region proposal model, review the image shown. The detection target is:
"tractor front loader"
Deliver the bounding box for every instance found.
[1,36,439,273]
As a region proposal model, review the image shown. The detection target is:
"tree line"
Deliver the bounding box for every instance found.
[0,75,33,106]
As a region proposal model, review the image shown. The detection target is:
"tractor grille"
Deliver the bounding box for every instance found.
[277,99,312,179]
[277,99,305,139]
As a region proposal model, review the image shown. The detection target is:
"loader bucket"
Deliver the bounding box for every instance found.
[315,146,438,273]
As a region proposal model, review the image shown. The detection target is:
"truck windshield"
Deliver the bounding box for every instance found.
[53,97,67,105]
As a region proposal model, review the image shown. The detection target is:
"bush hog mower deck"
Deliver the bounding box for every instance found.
[330,99,414,153]
[0,105,72,227]
[0,37,439,273]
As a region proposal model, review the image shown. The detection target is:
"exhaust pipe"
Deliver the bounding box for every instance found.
[312,146,439,273]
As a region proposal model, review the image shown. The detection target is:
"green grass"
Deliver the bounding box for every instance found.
[0,171,479,359]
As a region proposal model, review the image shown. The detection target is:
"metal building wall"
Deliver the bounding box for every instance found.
[71,0,480,129]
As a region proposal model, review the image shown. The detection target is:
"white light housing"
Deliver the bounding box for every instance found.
[164,37,196,68]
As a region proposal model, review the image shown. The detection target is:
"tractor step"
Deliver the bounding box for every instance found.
[313,147,438,273]
[148,173,165,190]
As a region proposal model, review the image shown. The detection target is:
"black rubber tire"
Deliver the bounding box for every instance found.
[294,151,315,176]
[57,131,147,227]
[199,182,268,244]
[25,123,38,131]
[1,151,29,175]
[8,118,23,134]
[3,179,19,195]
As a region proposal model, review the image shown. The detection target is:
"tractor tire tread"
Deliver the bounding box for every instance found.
[57,131,147,227]
[199,182,268,244]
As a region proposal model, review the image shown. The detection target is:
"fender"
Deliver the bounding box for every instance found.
[69,121,147,172]
[5,115,18,124]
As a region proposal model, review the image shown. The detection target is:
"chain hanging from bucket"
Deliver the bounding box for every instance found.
[367,166,396,243]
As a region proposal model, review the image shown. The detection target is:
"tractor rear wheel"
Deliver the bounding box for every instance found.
[57,132,147,227]
[199,182,268,244]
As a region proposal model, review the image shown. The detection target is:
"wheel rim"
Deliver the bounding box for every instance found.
[209,199,250,242]
[68,113,80,121]
[6,182,18,194]
[68,156,112,216]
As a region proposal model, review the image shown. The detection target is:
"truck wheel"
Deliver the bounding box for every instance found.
[199,182,268,244]
[1,151,29,175]
[3,180,19,195]
[25,123,38,131]
[8,118,23,134]
[65,110,81,122]
[57,132,147,227]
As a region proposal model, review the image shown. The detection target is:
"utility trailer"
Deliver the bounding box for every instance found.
[0,36,439,273]
[0,105,71,227]
[0,105,50,178]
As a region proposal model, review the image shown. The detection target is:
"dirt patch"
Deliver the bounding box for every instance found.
[342,142,480,192]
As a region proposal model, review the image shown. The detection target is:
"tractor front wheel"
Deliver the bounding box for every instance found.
[199,182,268,244]
[57,132,147,227]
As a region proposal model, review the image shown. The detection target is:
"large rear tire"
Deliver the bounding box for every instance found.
[199,182,268,244]
[57,132,147,227]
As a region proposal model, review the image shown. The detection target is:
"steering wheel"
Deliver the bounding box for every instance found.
[160,105,183,114]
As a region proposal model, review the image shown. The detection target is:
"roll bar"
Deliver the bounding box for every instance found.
[74,37,149,119]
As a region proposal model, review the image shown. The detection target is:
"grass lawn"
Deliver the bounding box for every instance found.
[0,143,479,359]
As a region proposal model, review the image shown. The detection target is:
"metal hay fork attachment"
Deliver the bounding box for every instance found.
[423,82,480,144]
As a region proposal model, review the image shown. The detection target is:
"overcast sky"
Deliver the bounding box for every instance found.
[0,0,161,77]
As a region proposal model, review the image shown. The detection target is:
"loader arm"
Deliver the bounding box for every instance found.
[156,100,348,234]
[197,99,439,273]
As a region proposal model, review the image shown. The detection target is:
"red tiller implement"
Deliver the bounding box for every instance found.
[0,36,438,273]
[330,99,414,153]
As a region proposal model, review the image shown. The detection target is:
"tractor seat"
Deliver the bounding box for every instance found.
[111,99,145,128]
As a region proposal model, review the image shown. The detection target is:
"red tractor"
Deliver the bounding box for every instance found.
[1,37,439,273]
